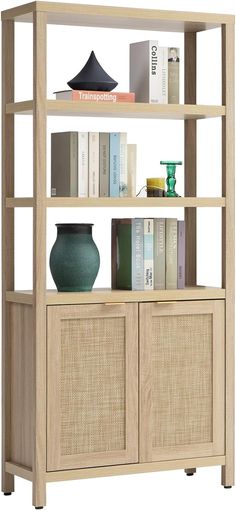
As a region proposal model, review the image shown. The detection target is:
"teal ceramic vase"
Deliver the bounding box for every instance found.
[49,223,100,292]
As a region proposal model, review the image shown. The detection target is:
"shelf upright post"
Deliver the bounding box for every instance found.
[221,21,235,488]
[32,9,47,508]
[184,32,197,286]
[1,18,15,496]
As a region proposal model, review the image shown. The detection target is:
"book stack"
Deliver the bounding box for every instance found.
[111,218,185,290]
[130,40,180,104]
[54,90,135,103]
[51,131,137,198]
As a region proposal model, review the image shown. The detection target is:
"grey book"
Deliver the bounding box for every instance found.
[168,47,180,104]
[177,220,185,289]
[154,218,166,290]
[132,218,144,290]
[130,40,159,103]
[51,132,78,197]
[166,218,177,289]
[99,132,109,197]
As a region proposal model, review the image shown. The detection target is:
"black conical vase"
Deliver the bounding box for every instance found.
[67,50,118,92]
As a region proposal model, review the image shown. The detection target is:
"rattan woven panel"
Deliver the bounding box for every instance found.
[152,313,213,448]
[60,317,126,456]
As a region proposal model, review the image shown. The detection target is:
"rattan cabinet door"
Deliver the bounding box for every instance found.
[139,300,225,462]
[47,303,138,471]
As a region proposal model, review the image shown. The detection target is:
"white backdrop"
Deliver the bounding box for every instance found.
[0,0,236,509]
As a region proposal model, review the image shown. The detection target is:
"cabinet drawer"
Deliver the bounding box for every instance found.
[139,300,225,462]
[47,303,138,471]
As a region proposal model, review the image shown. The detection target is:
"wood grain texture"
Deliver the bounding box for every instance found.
[5,197,226,208]
[221,22,235,488]
[47,303,138,471]
[5,287,226,305]
[5,462,33,482]
[10,304,34,469]
[6,100,226,119]
[184,32,197,286]
[32,10,47,508]
[1,19,15,495]
[45,456,226,482]
[139,300,225,462]
[1,2,234,30]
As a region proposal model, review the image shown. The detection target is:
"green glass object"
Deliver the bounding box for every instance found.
[160,160,182,197]
[49,223,100,292]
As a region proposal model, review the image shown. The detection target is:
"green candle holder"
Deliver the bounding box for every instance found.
[160,160,182,197]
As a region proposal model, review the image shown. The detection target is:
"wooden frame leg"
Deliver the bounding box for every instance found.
[32,479,46,508]
[221,465,233,488]
[185,468,196,476]
[2,471,14,494]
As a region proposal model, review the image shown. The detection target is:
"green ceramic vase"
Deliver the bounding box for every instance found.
[49,223,100,292]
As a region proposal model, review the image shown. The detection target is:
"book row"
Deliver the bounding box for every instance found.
[111,218,185,291]
[130,41,180,104]
[51,131,137,198]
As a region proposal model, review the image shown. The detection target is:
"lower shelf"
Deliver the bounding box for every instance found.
[6,286,226,305]
[5,456,226,483]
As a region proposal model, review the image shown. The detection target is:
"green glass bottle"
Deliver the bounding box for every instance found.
[160,160,182,197]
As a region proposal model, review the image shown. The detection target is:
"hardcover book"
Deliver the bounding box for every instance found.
[168,47,180,104]
[132,218,144,290]
[111,219,132,290]
[109,132,120,197]
[89,132,99,197]
[154,218,166,289]
[78,132,88,197]
[130,40,159,103]
[144,218,154,290]
[166,218,178,289]
[99,132,110,197]
[51,131,78,197]
[119,132,128,197]
[54,89,135,102]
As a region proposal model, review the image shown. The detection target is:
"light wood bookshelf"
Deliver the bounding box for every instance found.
[1,2,235,509]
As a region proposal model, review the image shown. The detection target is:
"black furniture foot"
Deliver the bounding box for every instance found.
[186,473,194,476]
[4,492,12,496]
[224,486,232,489]
[35,507,44,509]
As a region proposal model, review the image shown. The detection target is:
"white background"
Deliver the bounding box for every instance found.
[0,0,236,508]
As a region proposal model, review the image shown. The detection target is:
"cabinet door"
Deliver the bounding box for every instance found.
[139,300,225,462]
[47,303,138,471]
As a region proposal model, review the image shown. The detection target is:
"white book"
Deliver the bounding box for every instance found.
[166,218,178,289]
[127,144,137,197]
[78,132,88,197]
[144,218,154,290]
[158,47,168,104]
[119,132,128,197]
[88,132,99,197]
[132,218,144,291]
[130,40,159,103]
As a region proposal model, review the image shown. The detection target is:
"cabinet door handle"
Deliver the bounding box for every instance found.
[104,302,125,306]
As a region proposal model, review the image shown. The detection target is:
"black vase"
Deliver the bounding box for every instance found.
[67,50,118,92]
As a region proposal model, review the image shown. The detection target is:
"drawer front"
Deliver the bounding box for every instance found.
[139,300,225,462]
[47,303,138,471]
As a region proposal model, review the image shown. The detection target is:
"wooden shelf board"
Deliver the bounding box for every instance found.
[6,100,226,120]
[6,287,226,305]
[1,3,234,32]
[6,197,226,208]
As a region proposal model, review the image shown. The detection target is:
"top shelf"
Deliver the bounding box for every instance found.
[1,2,235,32]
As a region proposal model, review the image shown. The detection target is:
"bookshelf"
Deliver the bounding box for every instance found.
[1,2,235,509]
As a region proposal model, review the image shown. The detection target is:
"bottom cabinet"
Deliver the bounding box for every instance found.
[139,300,225,463]
[47,303,138,471]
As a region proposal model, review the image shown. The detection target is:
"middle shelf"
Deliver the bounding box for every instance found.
[6,197,226,208]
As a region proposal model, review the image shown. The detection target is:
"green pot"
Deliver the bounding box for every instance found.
[49,223,100,292]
